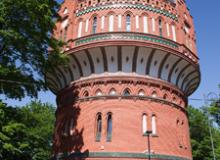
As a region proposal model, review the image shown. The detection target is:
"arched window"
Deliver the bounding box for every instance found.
[77,21,83,38]
[142,114,147,134]
[101,16,105,30]
[109,15,114,32]
[135,15,139,30]
[166,23,170,37]
[96,114,102,141]
[92,17,97,34]
[152,115,157,135]
[152,91,157,98]
[106,113,112,141]
[123,88,131,96]
[138,90,145,96]
[171,24,177,42]
[126,14,131,31]
[109,88,117,95]
[163,94,168,100]
[96,89,102,96]
[158,18,163,36]
[83,90,89,97]
[143,15,148,33]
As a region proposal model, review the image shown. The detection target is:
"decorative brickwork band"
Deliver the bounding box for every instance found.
[76,3,178,21]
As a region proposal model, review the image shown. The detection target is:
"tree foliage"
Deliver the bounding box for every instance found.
[0,0,65,99]
[0,101,55,160]
[188,106,220,160]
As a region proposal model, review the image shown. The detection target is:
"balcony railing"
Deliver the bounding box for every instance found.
[67,32,199,64]
[74,32,178,48]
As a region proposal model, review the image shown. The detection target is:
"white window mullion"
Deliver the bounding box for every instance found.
[77,21,83,38]
[142,114,147,134]
[152,116,156,135]
[166,23,170,37]
[85,19,89,33]
[101,16,105,30]
[118,15,122,29]
[143,16,148,33]
[172,25,177,42]
[152,18,155,32]
[109,15,114,32]
[135,15,139,30]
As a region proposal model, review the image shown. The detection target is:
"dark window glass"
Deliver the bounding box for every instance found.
[107,114,112,141]
[96,114,102,141]
[123,88,131,96]
[159,19,163,36]
[92,17,97,34]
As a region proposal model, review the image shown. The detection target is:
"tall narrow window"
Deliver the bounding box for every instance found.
[92,17,97,34]
[107,113,112,141]
[143,16,148,33]
[63,120,69,136]
[96,114,102,141]
[109,15,114,32]
[166,23,170,37]
[126,14,131,31]
[159,19,163,36]
[152,18,155,32]
[135,15,139,30]
[142,114,147,134]
[172,25,177,42]
[152,115,157,135]
[70,118,74,135]
[64,27,68,41]
[85,19,89,33]
[118,15,122,29]
[78,21,83,38]
[101,16,105,30]
[60,30,63,40]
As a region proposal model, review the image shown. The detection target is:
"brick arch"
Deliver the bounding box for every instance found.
[123,10,134,17]
[89,13,99,20]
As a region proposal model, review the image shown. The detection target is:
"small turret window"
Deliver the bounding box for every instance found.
[96,89,103,96]
[138,90,145,96]
[109,88,117,95]
[92,17,97,34]
[123,88,131,96]
[159,18,163,36]
[126,14,131,31]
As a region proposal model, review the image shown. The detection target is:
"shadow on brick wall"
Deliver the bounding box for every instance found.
[52,84,88,160]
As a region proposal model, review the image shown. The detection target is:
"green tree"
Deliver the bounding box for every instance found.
[0,0,65,99]
[0,101,55,160]
[188,106,220,160]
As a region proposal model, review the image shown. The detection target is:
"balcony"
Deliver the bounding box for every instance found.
[67,32,199,64]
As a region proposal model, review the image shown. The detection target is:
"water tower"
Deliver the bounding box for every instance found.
[46,0,200,159]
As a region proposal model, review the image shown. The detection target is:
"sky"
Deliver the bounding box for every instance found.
[1,0,220,108]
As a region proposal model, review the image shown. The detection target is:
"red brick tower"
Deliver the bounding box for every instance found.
[46,0,200,159]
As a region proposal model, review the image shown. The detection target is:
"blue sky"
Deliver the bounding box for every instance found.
[1,0,220,107]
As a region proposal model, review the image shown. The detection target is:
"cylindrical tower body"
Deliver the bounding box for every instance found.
[46,0,200,160]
